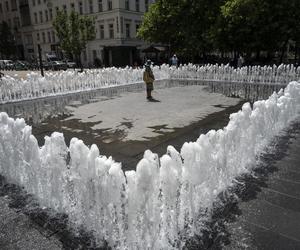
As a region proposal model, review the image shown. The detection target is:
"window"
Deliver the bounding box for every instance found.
[42,32,46,43]
[32,0,35,6]
[108,0,112,10]
[5,1,9,11]
[13,17,20,29]
[136,24,140,34]
[125,23,130,38]
[120,17,124,33]
[145,0,149,11]
[7,19,11,28]
[109,24,114,38]
[0,3,2,13]
[37,32,40,41]
[48,31,51,43]
[11,0,17,11]
[37,0,41,4]
[55,7,59,15]
[71,3,75,10]
[49,9,53,20]
[45,10,48,22]
[63,5,67,12]
[116,17,119,33]
[34,12,38,24]
[39,11,43,23]
[26,35,33,45]
[51,31,56,43]
[125,0,129,10]
[99,25,104,39]
[135,0,139,12]
[89,0,93,13]
[79,2,83,14]
[98,0,102,12]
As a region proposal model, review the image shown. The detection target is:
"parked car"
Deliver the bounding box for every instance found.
[49,61,68,71]
[64,60,76,68]
[0,60,14,70]
[14,61,29,70]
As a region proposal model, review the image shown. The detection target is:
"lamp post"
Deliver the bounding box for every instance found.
[38,44,44,77]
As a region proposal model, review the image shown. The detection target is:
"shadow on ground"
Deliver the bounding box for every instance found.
[0,176,110,250]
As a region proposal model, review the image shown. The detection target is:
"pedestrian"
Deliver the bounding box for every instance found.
[237,55,244,68]
[143,60,155,100]
[171,54,178,67]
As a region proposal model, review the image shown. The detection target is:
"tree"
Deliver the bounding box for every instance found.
[214,0,300,63]
[139,0,300,64]
[0,21,16,58]
[53,10,95,68]
[138,0,223,62]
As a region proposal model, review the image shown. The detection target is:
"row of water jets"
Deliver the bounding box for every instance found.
[1,64,300,104]
[0,80,299,248]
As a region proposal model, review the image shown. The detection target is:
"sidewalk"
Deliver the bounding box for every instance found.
[207,121,300,250]
[0,195,62,250]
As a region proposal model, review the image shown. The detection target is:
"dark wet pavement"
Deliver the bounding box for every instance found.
[223,122,300,250]
[192,121,300,250]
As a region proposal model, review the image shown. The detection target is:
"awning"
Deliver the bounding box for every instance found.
[142,46,167,53]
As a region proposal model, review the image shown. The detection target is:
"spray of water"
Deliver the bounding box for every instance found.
[0,76,299,248]
[1,64,299,104]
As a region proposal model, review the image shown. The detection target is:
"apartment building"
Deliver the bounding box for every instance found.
[0,0,154,66]
[0,0,34,60]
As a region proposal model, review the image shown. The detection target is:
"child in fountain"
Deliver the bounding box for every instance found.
[143,60,155,100]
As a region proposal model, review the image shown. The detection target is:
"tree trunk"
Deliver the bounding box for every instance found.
[280,40,289,64]
[294,41,298,64]
[75,53,83,72]
[255,50,260,61]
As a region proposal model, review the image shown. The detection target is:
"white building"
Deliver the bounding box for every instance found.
[0,0,34,60]
[0,0,155,66]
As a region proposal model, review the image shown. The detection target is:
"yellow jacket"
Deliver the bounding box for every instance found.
[143,70,155,84]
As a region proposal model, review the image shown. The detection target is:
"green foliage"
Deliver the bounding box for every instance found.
[53,10,95,61]
[217,0,295,53]
[138,0,300,62]
[138,0,223,58]
[0,21,16,58]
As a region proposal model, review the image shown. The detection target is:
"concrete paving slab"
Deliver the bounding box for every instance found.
[63,85,239,141]
[224,219,300,250]
[215,121,300,249]
[0,196,62,250]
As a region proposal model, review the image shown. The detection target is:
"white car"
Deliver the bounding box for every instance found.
[0,60,14,70]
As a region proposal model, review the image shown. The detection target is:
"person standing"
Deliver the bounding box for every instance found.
[171,54,178,67]
[143,60,155,100]
[237,55,244,68]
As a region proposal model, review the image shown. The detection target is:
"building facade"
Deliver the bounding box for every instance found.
[0,0,154,66]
